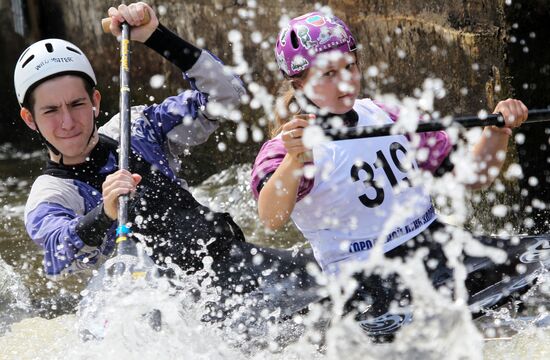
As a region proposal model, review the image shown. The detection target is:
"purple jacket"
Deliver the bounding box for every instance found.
[24,50,245,277]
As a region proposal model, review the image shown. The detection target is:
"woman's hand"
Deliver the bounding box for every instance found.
[281,114,315,161]
[107,2,159,43]
[489,98,529,135]
[467,98,528,189]
[102,169,142,220]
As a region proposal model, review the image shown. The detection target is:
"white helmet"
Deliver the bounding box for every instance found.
[14,38,97,105]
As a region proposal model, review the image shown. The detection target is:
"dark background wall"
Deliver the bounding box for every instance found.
[0,0,518,152]
[506,1,550,233]
[2,0,550,231]
[0,1,514,157]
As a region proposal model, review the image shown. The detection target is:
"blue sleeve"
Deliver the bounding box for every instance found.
[100,50,246,153]
[143,50,246,150]
[142,89,215,146]
[26,202,114,276]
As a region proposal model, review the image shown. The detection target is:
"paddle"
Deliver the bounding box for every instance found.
[78,12,160,340]
[99,10,158,279]
[326,108,550,140]
[113,20,145,274]
[301,108,550,338]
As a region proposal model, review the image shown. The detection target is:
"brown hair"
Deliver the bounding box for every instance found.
[270,70,309,138]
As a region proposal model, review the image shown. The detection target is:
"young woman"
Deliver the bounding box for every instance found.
[251,11,530,339]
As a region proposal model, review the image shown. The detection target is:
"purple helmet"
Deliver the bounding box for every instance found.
[275,11,357,77]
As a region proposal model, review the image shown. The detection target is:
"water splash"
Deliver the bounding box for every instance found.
[0,256,32,335]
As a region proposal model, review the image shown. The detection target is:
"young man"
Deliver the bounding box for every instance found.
[14,3,316,305]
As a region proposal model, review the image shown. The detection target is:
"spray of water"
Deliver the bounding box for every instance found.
[1,2,550,359]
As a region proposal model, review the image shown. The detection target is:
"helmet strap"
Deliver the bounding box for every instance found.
[86,124,97,151]
[298,93,359,128]
[86,107,98,152]
[33,122,63,162]
[295,91,323,116]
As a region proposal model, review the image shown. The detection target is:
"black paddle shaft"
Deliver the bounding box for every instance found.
[328,108,550,141]
[116,22,133,256]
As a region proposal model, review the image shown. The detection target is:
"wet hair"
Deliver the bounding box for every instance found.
[270,70,309,138]
[22,72,95,115]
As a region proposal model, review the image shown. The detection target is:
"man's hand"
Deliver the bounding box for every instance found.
[107,2,159,43]
[102,169,142,220]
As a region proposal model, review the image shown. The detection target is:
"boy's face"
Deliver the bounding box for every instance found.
[302,51,361,115]
[20,75,100,164]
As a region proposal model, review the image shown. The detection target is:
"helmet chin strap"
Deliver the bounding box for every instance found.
[297,92,358,128]
[33,122,63,164]
[85,106,98,150]
[35,107,98,166]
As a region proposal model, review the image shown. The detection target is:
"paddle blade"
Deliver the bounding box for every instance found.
[78,241,160,340]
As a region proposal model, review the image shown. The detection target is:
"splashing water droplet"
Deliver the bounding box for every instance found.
[236,123,248,143]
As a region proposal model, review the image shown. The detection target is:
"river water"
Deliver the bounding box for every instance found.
[0,144,549,360]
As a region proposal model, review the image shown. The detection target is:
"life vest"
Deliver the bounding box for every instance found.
[291,99,436,272]
[43,134,244,274]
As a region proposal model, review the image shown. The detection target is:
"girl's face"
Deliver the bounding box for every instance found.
[299,52,361,114]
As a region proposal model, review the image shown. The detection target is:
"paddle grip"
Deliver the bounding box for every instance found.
[101,10,151,33]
